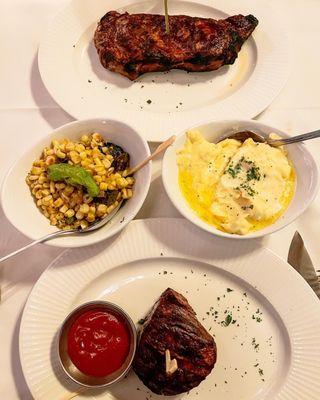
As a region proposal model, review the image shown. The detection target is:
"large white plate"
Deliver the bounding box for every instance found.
[38,0,290,142]
[20,219,320,400]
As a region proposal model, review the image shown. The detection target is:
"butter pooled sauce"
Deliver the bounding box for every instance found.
[177,131,295,235]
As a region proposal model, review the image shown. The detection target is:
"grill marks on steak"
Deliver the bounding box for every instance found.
[94,12,258,80]
[133,288,217,395]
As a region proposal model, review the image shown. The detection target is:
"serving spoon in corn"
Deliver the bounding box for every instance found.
[218,128,320,146]
[0,135,176,264]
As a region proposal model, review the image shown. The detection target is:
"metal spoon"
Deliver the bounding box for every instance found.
[0,135,176,264]
[0,204,122,264]
[218,129,320,146]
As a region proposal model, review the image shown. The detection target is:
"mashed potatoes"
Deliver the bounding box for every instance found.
[177,130,295,235]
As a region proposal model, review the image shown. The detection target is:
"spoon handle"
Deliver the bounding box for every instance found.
[0,229,73,264]
[269,129,320,146]
[124,135,176,177]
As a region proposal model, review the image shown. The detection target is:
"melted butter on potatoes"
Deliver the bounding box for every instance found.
[177,131,295,235]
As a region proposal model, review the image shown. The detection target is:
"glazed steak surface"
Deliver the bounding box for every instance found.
[133,288,217,395]
[94,11,258,80]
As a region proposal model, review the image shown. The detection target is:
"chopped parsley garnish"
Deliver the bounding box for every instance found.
[146,99,152,104]
[240,183,256,197]
[227,288,233,292]
[247,165,261,181]
[226,160,242,178]
[222,314,233,327]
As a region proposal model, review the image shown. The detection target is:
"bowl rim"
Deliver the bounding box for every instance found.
[58,300,137,388]
[162,118,320,240]
[0,118,152,248]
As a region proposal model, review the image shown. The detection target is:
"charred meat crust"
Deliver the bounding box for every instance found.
[133,288,217,395]
[94,12,258,80]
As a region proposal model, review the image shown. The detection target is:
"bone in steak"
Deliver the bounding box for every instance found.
[133,288,217,395]
[94,11,258,80]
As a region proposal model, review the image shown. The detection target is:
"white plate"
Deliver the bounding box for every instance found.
[38,0,290,142]
[20,219,320,400]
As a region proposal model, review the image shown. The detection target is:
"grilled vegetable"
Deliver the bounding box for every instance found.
[48,164,99,197]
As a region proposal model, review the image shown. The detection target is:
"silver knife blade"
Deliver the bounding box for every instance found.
[288,231,320,298]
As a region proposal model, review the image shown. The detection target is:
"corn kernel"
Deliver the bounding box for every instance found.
[94,157,102,166]
[76,211,84,220]
[65,142,75,152]
[50,217,57,226]
[42,195,53,205]
[99,182,108,191]
[97,204,108,216]
[116,177,128,188]
[65,209,75,218]
[79,203,90,214]
[50,181,55,193]
[45,155,56,165]
[28,175,39,181]
[80,135,90,144]
[102,159,111,169]
[94,175,102,183]
[59,205,68,214]
[126,177,135,186]
[54,198,64,208]
[87,212,95,222]
[92,133,103,142]
[42,189,50,196]
[80,220,88,229]
[35,191,43,199]
[31,166,43,175]
[75,144,85,153]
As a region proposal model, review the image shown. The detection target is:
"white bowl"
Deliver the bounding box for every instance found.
[162,119,319,239]
[1,118,151,247]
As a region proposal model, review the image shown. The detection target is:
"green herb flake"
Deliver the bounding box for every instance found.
[226,162,241,178]
[146,99,152,104]
[222,314,232,327]
[227,288,233,292]
[48,164,99,197]
[247,165,261,181]
[240,183,256,197]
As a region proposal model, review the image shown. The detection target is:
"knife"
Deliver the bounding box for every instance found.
[287,231,320,298]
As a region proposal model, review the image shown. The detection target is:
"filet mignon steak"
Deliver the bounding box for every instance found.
[133,288,217,395]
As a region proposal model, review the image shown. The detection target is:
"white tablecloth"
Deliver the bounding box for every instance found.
[1,0,320,398]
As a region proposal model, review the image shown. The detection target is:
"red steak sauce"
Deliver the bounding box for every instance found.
[67,309,130,377]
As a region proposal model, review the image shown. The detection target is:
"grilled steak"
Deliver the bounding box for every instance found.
[94,11,258,80]
[133,288,217,395]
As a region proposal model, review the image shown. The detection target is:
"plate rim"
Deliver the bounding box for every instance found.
[19,218,320,399]
[38,0,291,142]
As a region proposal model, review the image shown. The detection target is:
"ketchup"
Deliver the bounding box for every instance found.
[67,309,130,377]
